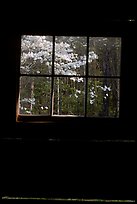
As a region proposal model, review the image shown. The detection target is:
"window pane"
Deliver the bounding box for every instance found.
[19,76,51,115]
[53,77,85,116]
[20,35,53,75]
[87,78,120,117]
[88,37,121,76]
[55,36,87,75]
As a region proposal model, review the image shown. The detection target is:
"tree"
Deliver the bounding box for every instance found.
[19,35,121,117]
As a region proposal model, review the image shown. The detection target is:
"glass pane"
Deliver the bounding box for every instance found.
[87,78,120,117]
[89,37,121,76]
[20,35,53,75]
[55,36,87,75]
[53,77,85,116]
[19,76,51,115]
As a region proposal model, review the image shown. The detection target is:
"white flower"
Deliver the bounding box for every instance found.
[77,77,83,82]
[75,94,78,98]
[90,99,94,104]
[76,89,81,94]
[107,87,111,91]
[70,77,76,82]
[26,111,31,114]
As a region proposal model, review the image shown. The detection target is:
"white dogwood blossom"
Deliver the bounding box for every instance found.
[21,35,98,79]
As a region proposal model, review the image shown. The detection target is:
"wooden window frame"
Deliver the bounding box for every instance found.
[16,36,121,122]
[16,20,134,128]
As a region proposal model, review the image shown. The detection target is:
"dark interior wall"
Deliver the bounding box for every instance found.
[3,18,136,137]
[1,17,136,200]
[0,140,136,200]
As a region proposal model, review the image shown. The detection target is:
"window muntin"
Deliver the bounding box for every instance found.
[18,35,121,118]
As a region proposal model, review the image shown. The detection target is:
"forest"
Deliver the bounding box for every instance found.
[19,35,121,117]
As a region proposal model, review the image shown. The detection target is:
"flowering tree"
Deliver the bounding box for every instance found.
[19,36,121,117]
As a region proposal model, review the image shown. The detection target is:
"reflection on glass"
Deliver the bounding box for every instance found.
[20,35,53,75]
[87,78,120,117]
[53,77,85,116]
[19,76,51,115]
[54,36,87,75]
[88,37,121,76]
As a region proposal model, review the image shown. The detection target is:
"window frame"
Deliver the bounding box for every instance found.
[16,20,133,124]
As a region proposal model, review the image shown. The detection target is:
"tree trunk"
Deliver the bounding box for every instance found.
[30,79,34,114]
[57,77,60,115]
[102,50,109,116]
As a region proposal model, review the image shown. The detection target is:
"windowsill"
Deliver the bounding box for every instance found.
[2,196,135,203]
[16,114,119,124]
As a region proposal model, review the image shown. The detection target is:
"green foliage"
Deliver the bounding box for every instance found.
[19,36,121,117]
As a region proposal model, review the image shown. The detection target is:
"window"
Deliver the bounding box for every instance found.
[17,35,121,121]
